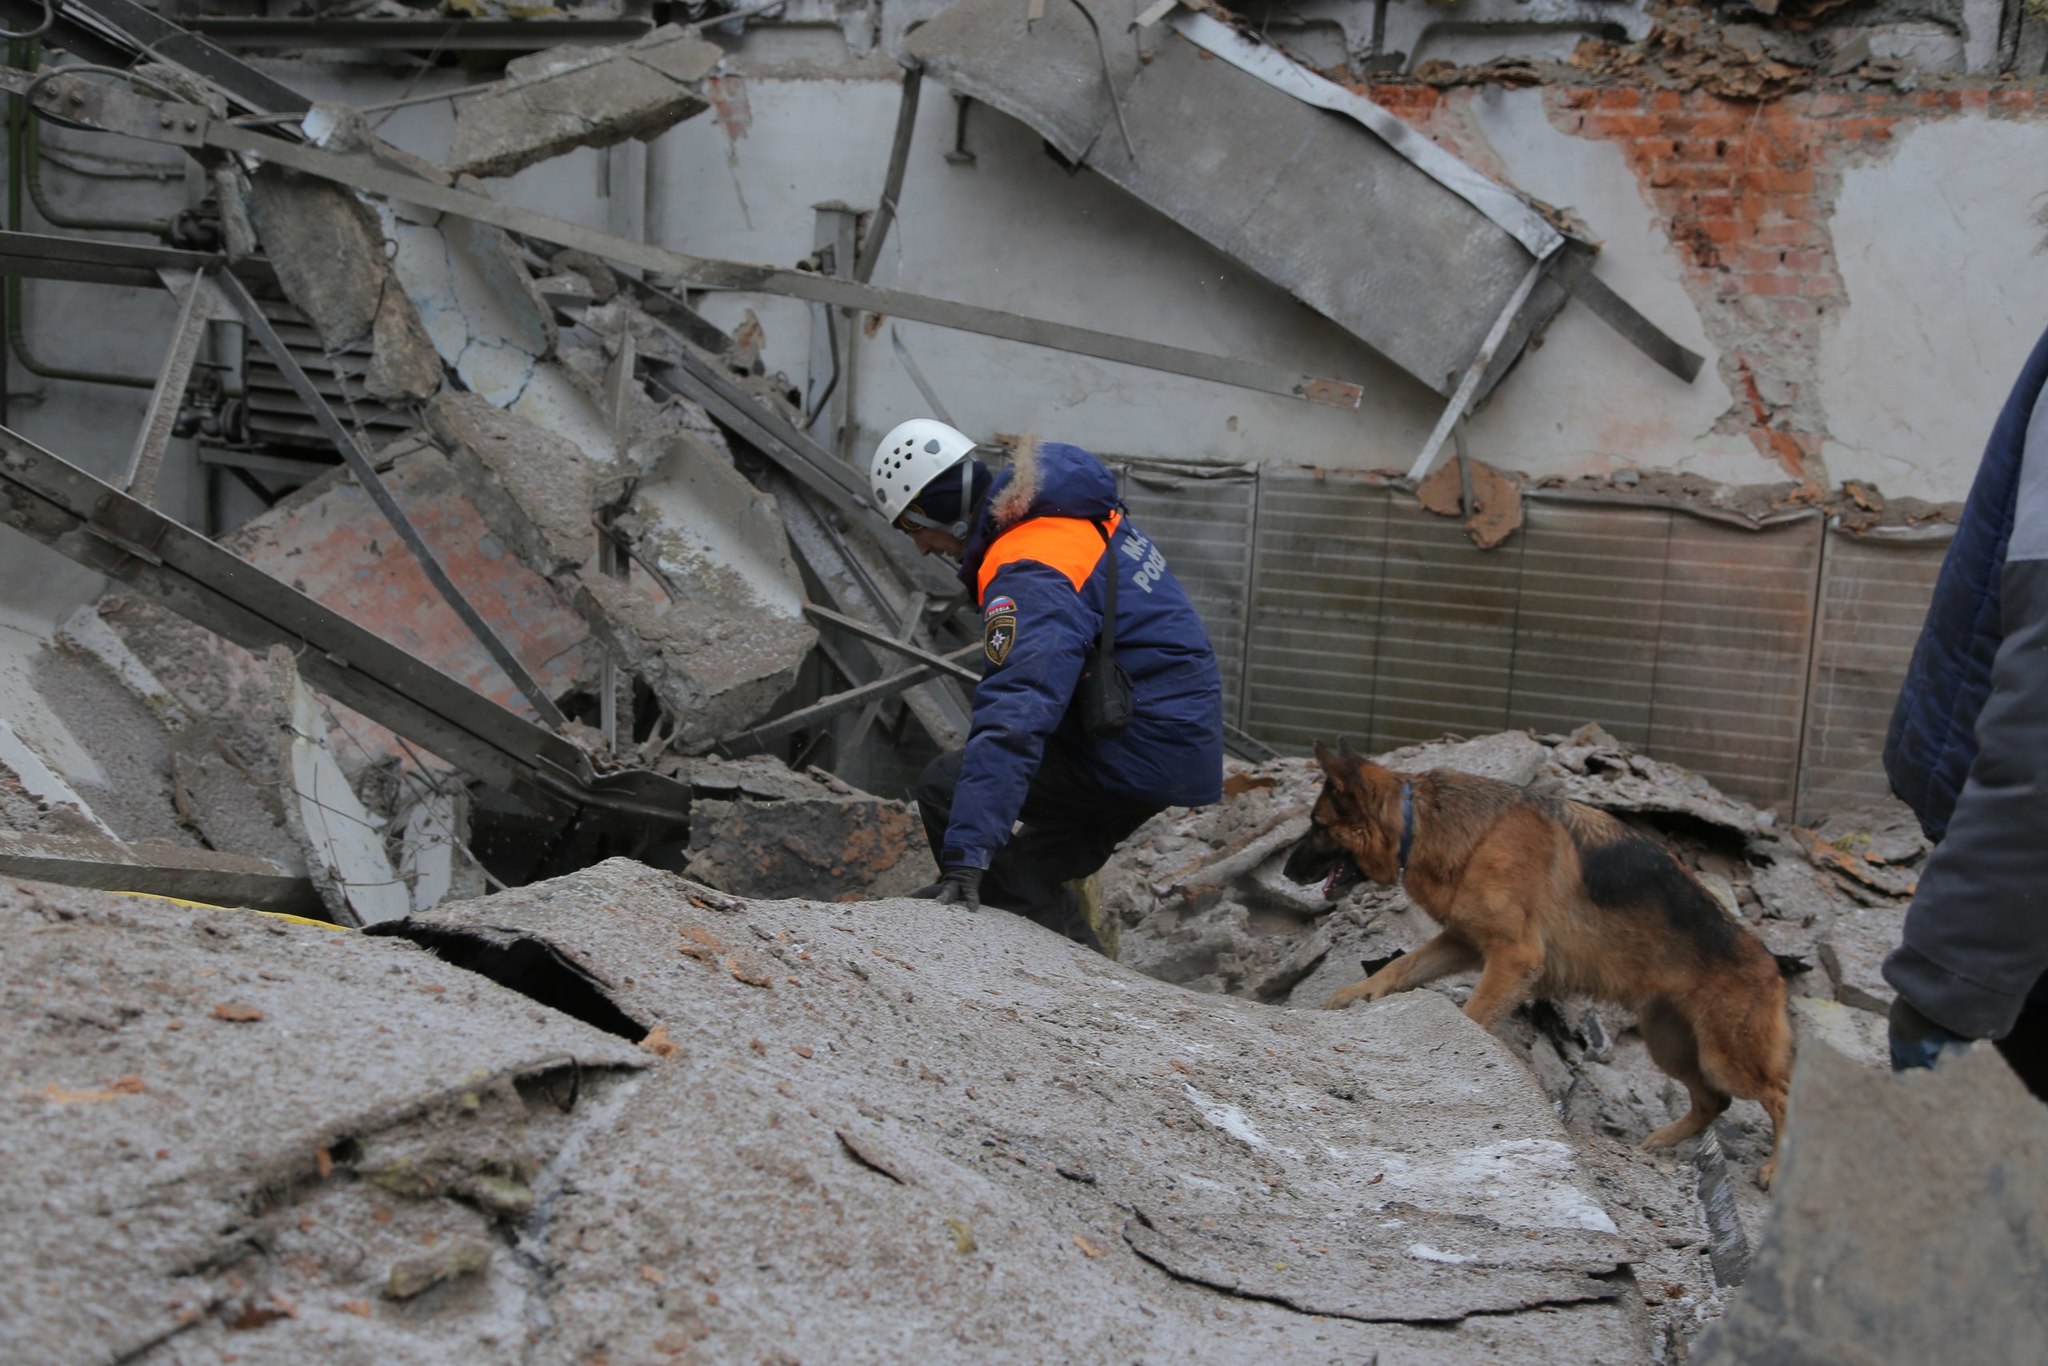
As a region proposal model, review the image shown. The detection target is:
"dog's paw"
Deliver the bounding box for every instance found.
[1322,985,1370,1011]
[1755,1158,1777,1191]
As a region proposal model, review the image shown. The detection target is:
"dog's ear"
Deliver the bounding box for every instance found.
[1313,739,1351,780]
[1337,736,1357,760]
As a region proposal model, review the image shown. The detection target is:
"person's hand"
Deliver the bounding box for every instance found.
[911,866,982,911]
[1888,995,1975,1072]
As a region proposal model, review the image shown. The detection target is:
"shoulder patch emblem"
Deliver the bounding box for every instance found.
[984,595,1017,617]
[984,611,1018,667]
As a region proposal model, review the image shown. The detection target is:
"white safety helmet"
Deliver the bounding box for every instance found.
[870,418,978,535]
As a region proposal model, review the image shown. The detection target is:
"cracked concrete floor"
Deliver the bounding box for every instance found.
[2,860,1671,1363]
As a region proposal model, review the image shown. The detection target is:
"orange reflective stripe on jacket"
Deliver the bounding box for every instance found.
[976,511,1122,604]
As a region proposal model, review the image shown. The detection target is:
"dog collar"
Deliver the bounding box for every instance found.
[1397,781,1414,875]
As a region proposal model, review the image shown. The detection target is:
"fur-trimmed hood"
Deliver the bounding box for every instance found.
[959,438,1122,584]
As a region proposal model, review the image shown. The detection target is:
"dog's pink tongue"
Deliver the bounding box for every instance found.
[1322,867,1341,900]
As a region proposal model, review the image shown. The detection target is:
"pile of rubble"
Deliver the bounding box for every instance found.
[1100,723,1923,1351]
[0,21,970,927]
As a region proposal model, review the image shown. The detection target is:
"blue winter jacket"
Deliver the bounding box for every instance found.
[1881,322,2048,1039]
[940,441,1224,869]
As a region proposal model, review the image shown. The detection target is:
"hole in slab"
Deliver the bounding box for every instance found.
[363,923,649,1042]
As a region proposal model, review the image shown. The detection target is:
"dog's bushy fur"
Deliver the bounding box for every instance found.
[1286,741,1791,1186]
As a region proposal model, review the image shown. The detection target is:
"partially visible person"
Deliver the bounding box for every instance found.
[1882,325,2048,1099]
[867,419,1223,952]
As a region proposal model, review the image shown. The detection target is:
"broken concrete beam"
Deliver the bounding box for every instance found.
[681,756,934,899]
[426,391,602,578]
[0,878,647,1364]
[1695,1042,2048,1364]
[574,573,814,753]
[241,166,442,405]
[446,25,721,180]
[270,647,408,928]
[568,430,815,751]
[376,858,1646,1358]
[0,830,319,915]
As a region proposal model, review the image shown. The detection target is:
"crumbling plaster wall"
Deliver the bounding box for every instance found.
[632,19,2048,506]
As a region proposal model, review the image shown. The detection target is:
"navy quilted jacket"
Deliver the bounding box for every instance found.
[1881,323,2048,1039]
[1884,324,2048,840]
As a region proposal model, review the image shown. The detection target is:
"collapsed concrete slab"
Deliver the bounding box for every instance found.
[220,437,596,722]
[0,879,647,1365]
[1695,1043,2048,1363]
[446,25,721,180]
[681,755,934,899]
[369,858,1649,1361]
[1103,725,1928,1353]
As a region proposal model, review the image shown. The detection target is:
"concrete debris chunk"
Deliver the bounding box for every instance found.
[1695,1043,2048,1364]
[389,214,565,408]
[681,755,934,899]
[426,391,605,579]
[385,1235,495,1300]
[169,719,304,876]
[575,573,814,753]
[241,166,442,405]
[447,25,721,179]
[270,646,408,927]
[220,442,594,722]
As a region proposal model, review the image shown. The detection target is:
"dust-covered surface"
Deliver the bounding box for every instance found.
[1102,723,1926,1357]
[0,879,647,1365]
[1695,1042,2048,1364]
[378,857,1652,1362]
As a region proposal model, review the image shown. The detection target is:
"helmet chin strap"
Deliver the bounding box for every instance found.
[945,458,973,538]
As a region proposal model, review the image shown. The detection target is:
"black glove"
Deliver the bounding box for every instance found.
[911,866,982,911]
[1888,995,1974,1072]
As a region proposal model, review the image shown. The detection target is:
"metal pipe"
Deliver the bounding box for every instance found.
[4,40,154,388]
[25,102,169,233]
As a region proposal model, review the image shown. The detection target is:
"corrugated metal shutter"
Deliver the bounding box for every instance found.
[1238,473,1825,811]
[1117,463,1258,723]
[1643,516,1821,808]
[1507,500,1666,739]
[1796,532,1945,820]
[1371,496,1521,751]
[1241,468,1391,748]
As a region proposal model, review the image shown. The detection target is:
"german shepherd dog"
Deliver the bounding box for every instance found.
[1285,740,1791,1187]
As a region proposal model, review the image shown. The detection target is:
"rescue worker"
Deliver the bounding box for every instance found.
[869,418,1224,952]
[1882,323,2048,1101]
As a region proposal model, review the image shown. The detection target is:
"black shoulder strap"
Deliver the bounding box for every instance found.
[1091,518,1118,660]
